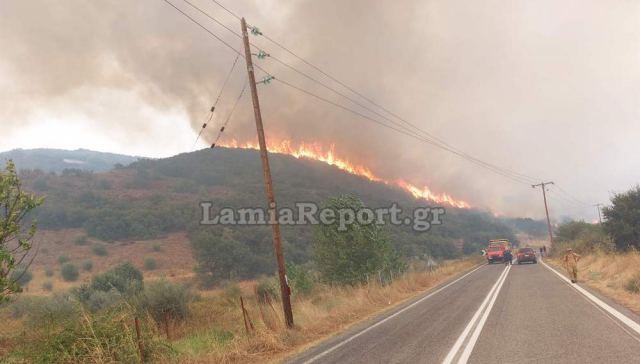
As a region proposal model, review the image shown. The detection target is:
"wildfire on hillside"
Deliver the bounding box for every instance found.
[218,139,471,209]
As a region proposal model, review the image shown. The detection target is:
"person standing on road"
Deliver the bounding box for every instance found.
[563,248,581,283]
[503,249,513,265]
[539,247,544,257]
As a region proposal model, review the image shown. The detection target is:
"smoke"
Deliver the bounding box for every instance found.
[2,0,640,219]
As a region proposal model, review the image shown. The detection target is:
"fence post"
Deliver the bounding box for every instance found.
[134,316,145,363]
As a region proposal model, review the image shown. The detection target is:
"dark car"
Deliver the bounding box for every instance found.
[516,248,537,264]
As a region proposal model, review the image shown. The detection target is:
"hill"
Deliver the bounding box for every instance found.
[0,148,139,173]
[16,147,519,285]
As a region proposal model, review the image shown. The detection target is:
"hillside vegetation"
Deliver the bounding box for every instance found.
[20,147,518,284]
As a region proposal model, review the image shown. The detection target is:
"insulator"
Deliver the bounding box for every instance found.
[210,143,216,148]
[202,123,207,128]
[210,106,215,112]
[220,126,225,132]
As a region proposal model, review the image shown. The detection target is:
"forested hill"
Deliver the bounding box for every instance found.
[0,148,139,173]
[17,147,521,279]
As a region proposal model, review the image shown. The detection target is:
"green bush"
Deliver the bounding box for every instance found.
[42,281,53,292]
[151,243,162,252]
[89,262,143,296]
[255,278,278,304]
[82,260,93,272]
[144,257,158,270]
[286,263,315,296]
[57,255,70,265]
[221,281,241,304]
[92,244,108,256]
[142,279,193,323]
[84,289,123,312]
[10,268,33,288]
[44,266,54,277]
[18,305,170,363]
[625,273,640,294]
[61,263,79,282]
[8,295,48,319]
[74,235,89,246]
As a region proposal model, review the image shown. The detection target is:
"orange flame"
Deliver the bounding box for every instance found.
[218,139,471,208]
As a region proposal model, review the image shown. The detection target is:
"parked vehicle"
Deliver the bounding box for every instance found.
[486,240,511,264]
[516,247,537,264]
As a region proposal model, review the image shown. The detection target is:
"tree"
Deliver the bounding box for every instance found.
[603,186,640,250]
[313,195,405,285]
[1,160,44,302]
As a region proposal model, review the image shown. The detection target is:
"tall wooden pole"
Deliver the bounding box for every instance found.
[240,17,293,328]
[533,182,554,245]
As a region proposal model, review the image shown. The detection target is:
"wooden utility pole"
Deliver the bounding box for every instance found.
[532,182,554,245]
[594,203,603,225]
[240,17,294,328]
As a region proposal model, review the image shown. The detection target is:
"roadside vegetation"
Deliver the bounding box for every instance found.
[1,174,484,362]
[548,185,640,313]
[0,258,479,363]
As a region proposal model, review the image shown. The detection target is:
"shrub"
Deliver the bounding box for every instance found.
[57,255,70,265]
[19,306,170,362]
[7,296,44,319]
[42,281,53,292]
[84,289,123,312]
[144,257,158,270]
[151,243,162,252]
[44,266,54,277]
[61,263,79,282]
[625,273,640,294]
[74,235,88,246]
[82,260,93,272]
[10,268,33,288]
[142,279,193,323]
[89,262,143,296]
[92,244,108,256]
[256,278,278,304]
[286,263,315,296]
[221,282,241,304]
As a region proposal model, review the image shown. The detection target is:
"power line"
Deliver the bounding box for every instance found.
[273,78,535,185]
[210,79,248,148]
[204,0,540,184]
[193,53,240,149]
[165,0,545,187]
[162,0,244,57]
[174,0,538,185]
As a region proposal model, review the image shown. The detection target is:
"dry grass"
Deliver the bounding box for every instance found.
[22,229,195,295]
[1,257,481,363]
[173,257,481,363]
[548,250,640,313]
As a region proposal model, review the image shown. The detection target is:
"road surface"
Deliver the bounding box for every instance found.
[286,258,640,364]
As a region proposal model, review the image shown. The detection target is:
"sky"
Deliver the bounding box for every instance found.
[1,0,639,221]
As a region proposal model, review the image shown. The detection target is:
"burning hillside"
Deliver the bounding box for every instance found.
[218,139,471,209]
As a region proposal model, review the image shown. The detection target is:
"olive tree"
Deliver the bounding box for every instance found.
[1,160,44,302]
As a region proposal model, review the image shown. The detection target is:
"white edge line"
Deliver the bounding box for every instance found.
[300,264,485,364]
[541,260,640,335]
[457,265,511,363]
[442,265,509,364]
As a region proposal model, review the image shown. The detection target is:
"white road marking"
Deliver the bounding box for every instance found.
[442,265,511,364]
[541,260,640,336]
[457,265,511,363]
[300,264,485,364]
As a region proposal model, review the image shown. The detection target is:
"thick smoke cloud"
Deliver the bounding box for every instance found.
[2,0,640,220]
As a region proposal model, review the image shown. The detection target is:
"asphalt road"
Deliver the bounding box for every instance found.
[287,259,640,364]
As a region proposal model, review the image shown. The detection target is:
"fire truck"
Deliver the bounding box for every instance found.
[486,239,512,264]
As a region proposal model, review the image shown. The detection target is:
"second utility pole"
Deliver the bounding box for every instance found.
[532,181,554,245]
[240,17,294,328]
